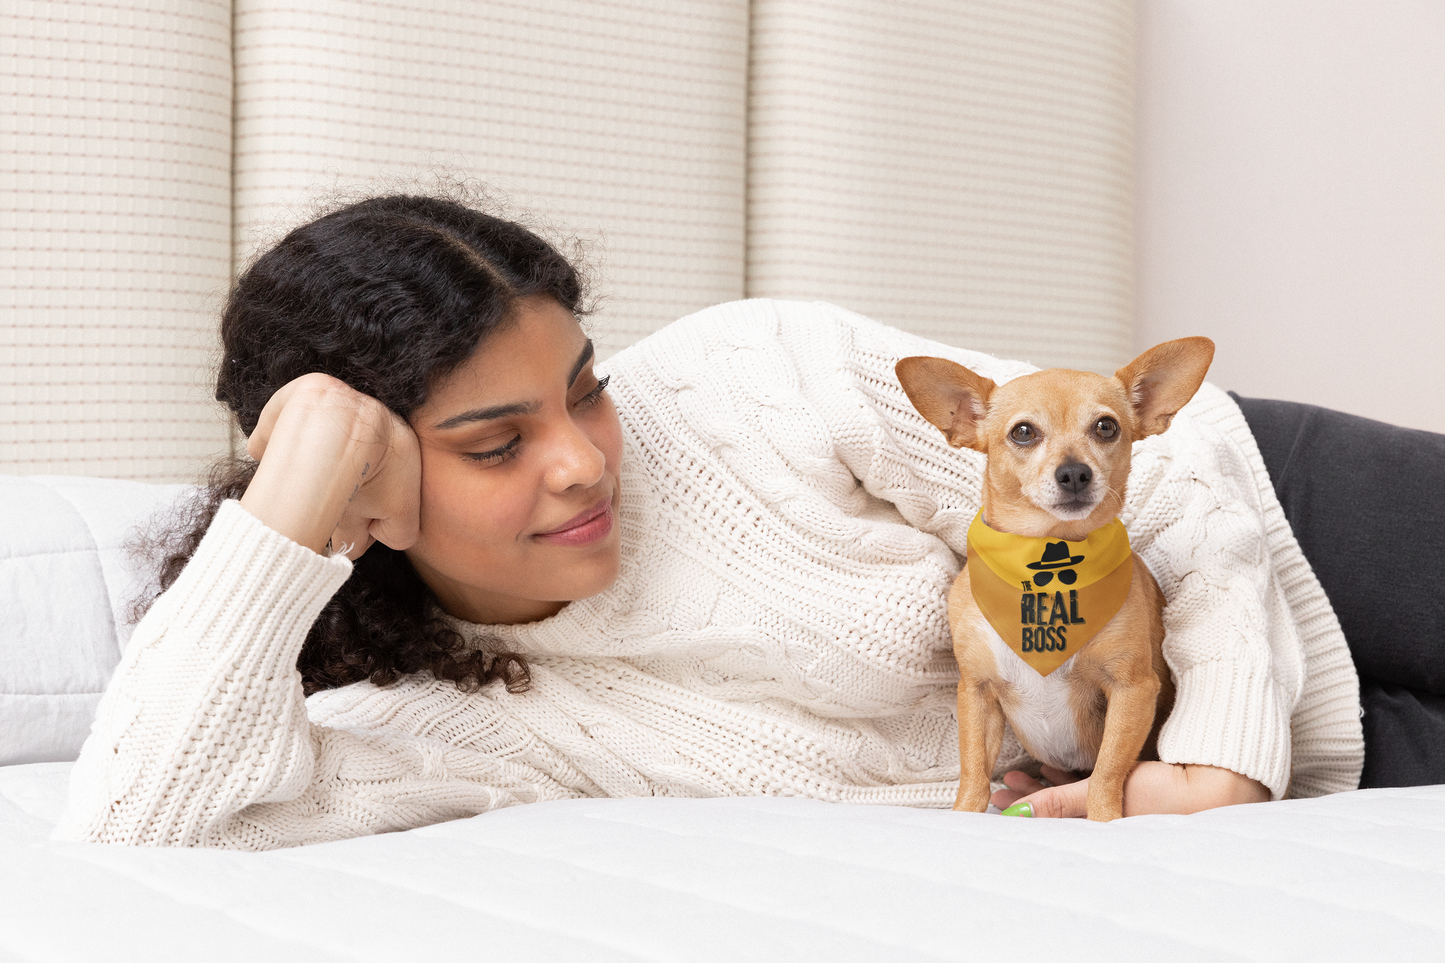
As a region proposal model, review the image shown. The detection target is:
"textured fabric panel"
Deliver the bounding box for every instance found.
[747,0,1136,374]
[0,0,234,481]
[232,0,749,355]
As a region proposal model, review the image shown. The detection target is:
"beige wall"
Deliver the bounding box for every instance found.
[1137,0,1445,433]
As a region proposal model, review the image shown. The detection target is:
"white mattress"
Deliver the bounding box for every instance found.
[2,762,1441,961]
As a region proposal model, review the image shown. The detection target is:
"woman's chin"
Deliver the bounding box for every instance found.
[466,546,623,623]
[564,543,623,600]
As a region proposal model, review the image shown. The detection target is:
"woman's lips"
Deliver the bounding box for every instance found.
[534,497,613,546]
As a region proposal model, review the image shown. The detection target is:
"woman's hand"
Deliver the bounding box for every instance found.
[992,762,1270,818]
[239,373,422,559]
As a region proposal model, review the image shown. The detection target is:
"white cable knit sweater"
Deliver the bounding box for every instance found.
[57,300,1364,849]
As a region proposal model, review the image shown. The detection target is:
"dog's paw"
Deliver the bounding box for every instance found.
[953,785,991,813]
[1085,800,1124,821]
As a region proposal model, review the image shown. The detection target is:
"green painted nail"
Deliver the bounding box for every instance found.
[1000,801,1034,818]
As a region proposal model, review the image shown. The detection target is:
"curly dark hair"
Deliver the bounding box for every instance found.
[137,194,591,695]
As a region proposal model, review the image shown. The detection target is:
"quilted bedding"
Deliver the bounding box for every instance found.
[3,475,1442,960]
[2,760,1442,962]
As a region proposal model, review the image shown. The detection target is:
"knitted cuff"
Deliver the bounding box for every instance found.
[53,501,353,845]
[1157,659,1293,800]
[157,499,354,662]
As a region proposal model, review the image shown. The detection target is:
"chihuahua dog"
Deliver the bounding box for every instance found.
[895,338,1214,821]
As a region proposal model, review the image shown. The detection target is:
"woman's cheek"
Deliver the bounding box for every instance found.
[453,465,534,550]
[596,398,624,472]
[415,454,501,549]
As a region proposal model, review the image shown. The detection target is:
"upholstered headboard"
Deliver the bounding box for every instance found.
[1,0,1137,482]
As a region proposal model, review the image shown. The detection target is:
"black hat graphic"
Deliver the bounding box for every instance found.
[1026,541,1085,571]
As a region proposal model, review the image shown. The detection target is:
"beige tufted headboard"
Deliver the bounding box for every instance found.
[2,0,1135,482]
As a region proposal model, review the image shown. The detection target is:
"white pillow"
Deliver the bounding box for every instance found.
[0,475,190,764]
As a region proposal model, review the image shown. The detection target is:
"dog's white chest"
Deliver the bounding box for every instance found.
[978,619,1096,773]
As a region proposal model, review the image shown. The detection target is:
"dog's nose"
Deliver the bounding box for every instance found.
[1055,462,1093,494]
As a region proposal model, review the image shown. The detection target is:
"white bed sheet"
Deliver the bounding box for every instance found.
[2,761,1440,962]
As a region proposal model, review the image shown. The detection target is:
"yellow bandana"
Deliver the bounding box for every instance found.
[966,512,1134,676]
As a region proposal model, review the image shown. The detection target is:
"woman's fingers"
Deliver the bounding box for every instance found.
[245,372,366,462]
[354,412,423,553]
[990,762,1271,819]
[326,513,376,561]
[240,373,420,556]
[1039,764,1084,785]
[990,771,1034,810]
[1017,779,1089,818]
[244,374,312,461]
[991,768,1087,813]
[1004,770,1043,793]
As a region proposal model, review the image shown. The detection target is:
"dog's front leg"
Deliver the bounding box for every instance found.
[1087,674,1161,821]
[954,666,1004,812]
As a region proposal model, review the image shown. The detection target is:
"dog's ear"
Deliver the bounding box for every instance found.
[1113,337,1215,438]
[895,356,996,450]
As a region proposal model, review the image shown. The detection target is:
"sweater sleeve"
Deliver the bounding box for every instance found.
[764,300,1309,797]
[55,501,563,849]
[1119,390,1299,798]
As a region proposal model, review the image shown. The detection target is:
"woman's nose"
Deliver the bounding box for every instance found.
[544,419,607,492]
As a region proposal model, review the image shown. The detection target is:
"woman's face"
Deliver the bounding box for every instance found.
[404,295,624,625]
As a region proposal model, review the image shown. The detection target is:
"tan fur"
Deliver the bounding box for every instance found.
[899,338,1213,821]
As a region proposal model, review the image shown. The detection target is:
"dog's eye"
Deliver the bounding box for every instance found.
[1095,417,1119,440]
[1009,423,1037,445]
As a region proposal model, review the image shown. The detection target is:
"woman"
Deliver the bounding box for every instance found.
[55,195,1364,849]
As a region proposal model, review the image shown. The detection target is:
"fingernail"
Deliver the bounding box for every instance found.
[1000,802,1033,818]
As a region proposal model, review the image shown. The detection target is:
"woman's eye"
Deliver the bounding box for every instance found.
[1095,417,1119,440]
[576,374,610,409]
[464,435,521,464]
[1009,423,1037,445]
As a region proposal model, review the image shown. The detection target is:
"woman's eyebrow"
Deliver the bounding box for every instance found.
[567,340,595,388]
[433,400,539,430]
[433,340,595,431]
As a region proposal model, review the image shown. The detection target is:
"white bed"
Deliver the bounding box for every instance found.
[6,2,1443,956]
[3,473,1443,961]
[3,760,1442,961]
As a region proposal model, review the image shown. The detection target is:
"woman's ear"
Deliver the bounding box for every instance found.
[895,356,996,451]
[1113,337,1215,438]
